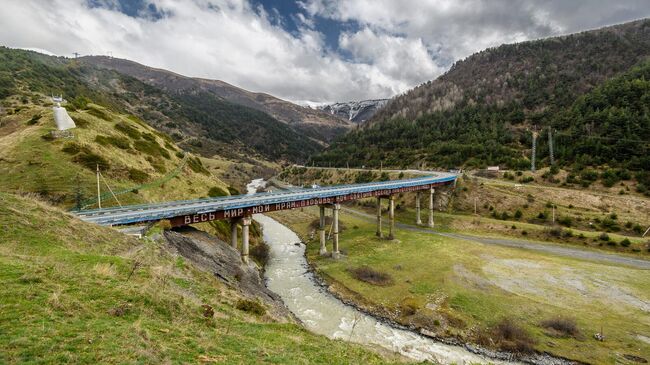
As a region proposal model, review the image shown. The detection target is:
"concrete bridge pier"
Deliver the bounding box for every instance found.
[230,218,239,249]
[428,188,435,228]
[415,192,422,225]
[241,216,251,264]
[376,197,383,238]
[318,205,327,255]
[332,204,341,259]
[388,195,395,240]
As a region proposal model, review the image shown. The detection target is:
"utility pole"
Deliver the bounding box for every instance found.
[73,52,80,58]
[548,128,555,166]
[474,197,478,215]
[96,164,102,209]
[552,204,556,224]
[531,128,538,172]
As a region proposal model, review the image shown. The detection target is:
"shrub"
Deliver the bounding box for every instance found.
[86,105,112,121]
[399,297,420,316]
[548,227,562,237]
[227,186,240,195]
[70,115,89,128]
[95,135,130,149]
[500,212,510,220]
[620,238,632,247]
[537,212,547,220]
[208,186,228,197]
[514,210,523,219]
[128,168,149,183]
[135,140,171,159]
[521,230,528,236]
[187,156,209,175]
[61,142,82,155]
[600,217,620,231]
[250,242,270,266]
[598,233,610,242]
[558,216,573,227]
[26,113,42,125]
[235,299,265,316]
[348,266,393,286]
[486,318,536,353]
[114,122,142,139]
[540,317,580,338]
[74,150,109,170]
[519,176,534,183]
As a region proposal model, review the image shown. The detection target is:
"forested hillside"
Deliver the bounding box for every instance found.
[311,19,650,187]
[0,47,318,162]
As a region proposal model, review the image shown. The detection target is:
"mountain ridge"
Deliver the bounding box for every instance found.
[79,56,351,143]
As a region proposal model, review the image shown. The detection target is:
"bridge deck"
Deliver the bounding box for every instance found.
[74,173,457,227]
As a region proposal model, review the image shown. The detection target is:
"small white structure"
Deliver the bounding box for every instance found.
[487,166,500,172]
[51,95,76,131]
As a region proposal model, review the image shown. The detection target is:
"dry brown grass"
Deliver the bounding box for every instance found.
[540,316,581,338]
[347,266,394,286]
[477,318,537,353]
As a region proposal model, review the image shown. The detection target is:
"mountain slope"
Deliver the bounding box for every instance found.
[80,56,351,142]
[319,99,388,123]
[0,98,233,208]
[312,19,650,176]
[0,47,318,163]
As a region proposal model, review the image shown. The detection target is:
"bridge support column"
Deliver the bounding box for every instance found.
[241,217,251,264]
[415,192,422,225]
[375,197,382,238]
[332,204,340,259]
[388,195,395,240]
[318,205,327,255]
[428,188,435,228]
[230,219,238,249]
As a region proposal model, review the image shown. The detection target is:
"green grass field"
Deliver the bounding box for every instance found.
[272,206,650,364]
[0,193,400,364]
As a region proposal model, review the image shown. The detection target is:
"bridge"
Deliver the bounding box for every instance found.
[75,173,457,262]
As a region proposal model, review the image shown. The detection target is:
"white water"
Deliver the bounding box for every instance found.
[247,178,515,364]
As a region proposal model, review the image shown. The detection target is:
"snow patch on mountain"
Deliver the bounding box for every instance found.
[319,99,388,123]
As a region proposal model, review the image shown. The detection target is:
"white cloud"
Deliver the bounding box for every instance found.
[0,0,648,103]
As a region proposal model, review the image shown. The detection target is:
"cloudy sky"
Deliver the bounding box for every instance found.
[1,0,649,104]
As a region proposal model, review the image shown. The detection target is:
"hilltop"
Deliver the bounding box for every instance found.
[311,19,650,190]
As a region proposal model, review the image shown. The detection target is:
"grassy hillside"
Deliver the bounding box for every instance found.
[0,192,396,364]
[311,19,650,185]
[0,97,233,209]
[0,47,318,162]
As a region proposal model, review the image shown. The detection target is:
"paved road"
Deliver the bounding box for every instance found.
[342,208,650,270]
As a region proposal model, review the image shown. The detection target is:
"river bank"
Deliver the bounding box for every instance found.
[267,206,649,364]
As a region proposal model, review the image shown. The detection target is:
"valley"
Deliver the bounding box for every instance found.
[1,11,650,365]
